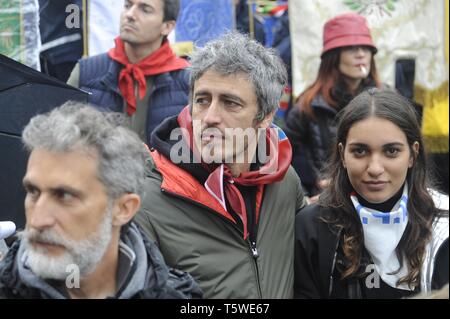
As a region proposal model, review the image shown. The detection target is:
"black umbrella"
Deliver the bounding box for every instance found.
[0,54,88,230]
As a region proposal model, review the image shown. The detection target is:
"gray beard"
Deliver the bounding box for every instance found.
[20,206,113,280]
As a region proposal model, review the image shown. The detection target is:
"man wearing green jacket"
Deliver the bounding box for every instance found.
[135,32,307,298]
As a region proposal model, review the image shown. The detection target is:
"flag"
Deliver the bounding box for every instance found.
[0,0,40,70]
[175,0,234,47]
[87,0,122,56]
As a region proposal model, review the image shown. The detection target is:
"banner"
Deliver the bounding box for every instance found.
[176,0,234,47]
[290,0,449,152]
[0,0,40,70]
[85,0,234,57]
[87,0,122,56]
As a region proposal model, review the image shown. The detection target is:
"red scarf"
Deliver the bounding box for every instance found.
[108,37,189,115]
[177,107,292,239]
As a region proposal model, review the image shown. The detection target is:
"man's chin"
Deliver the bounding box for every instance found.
[119,34,136,45]
[26,249,74,280]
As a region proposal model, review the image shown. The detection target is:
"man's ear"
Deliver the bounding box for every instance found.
[112,193,141,227]
[259,110,276,129]
[338,143,346,168]
[409,141,420,168]
[162,20,176,37]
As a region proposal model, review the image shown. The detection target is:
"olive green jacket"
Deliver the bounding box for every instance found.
[135,151,306,299]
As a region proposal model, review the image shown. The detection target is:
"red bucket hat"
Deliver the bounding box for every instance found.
[321,12,377,57]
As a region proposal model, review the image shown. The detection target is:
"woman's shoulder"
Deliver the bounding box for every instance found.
[296,203,336,230]
[295,204,342,255]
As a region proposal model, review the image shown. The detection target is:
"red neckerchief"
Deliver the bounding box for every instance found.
[108,37,189,115]
[177,107,292,239]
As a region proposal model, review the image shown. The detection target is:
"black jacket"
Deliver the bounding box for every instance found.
[284,95,337,196]
[295,204,449,299]
[0,223,202,299]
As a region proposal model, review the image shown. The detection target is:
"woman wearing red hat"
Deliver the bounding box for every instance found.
[284,12,381,203]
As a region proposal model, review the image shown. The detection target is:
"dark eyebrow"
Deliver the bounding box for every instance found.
[23,179,83,198]
[51,186,83,198]
[347,142,406,147]
[194,90,211,97]
[220,93,245,105]
[139,1,154,9]
[22,179,36,190]
[347,143,368,147]
[382,142,406,147]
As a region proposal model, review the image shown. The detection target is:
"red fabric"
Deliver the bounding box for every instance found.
[149,149,265,239]
[108,37,189,115]
[322,12,376,56]
[150,150,237,223]
[177,106,292,239]
[268,4,288,16]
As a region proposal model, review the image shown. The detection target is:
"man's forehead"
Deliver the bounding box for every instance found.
[197,69,250,81]
[194,71,254,93]
[127,0,161,7]
[25,148,100,186]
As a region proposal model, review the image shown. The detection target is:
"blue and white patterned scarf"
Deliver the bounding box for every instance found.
[350,183,412,290]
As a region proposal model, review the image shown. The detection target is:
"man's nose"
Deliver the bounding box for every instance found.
[125,4,138,20]
[203,100,222,126]
[27,195,56,230]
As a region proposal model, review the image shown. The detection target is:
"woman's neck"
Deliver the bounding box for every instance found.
[342,77,363,95]
[356,186,405,212]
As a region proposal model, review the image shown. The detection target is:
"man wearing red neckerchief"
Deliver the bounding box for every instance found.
[67,0,189,146]
[135,32,307,299]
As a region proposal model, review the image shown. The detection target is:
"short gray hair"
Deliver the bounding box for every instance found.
[189,31,288,122]
[22,102,148,200]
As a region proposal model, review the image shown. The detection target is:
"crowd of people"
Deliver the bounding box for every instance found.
[0,0,447,300]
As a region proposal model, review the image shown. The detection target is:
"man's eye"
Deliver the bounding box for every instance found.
[142,7,153,14]
[54,190,74,201]
[224,100,240,108]
[195,98,209,106]
[25,187,40,200]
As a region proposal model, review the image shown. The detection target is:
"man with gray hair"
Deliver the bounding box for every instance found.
[135,32,306,298]
[0,102,202,299]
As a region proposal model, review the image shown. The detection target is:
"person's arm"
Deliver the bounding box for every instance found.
[283,107,303,154]
[295,173,308,212]
[432,238,449,290]
[294,206,323,298]
[66,62,80,88]
[284,107,319,197]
